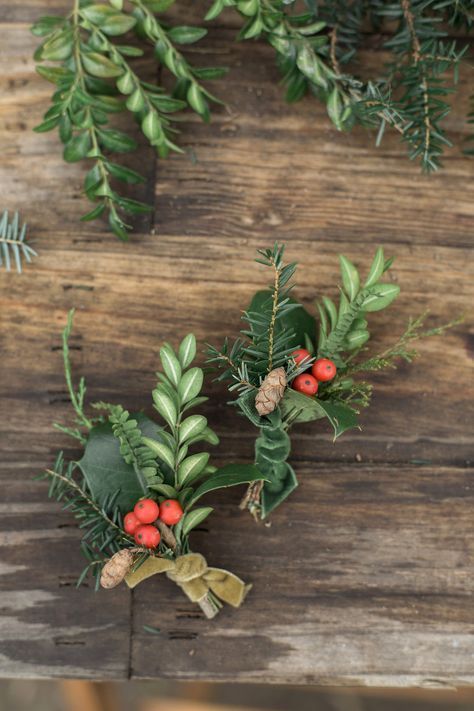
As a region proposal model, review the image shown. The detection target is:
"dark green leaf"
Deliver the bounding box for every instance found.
[77,413,160,514]
[31,16,64,37]
[181,507,213,536]
[98,128,137,152]
[82,52,123,78]
[81,203,106,222]
[106,162,145,184]
[63,132,92,162]
[280,388,327,423]
[167,26,207,44]
[187,463,264,508]
[317,401,360,439]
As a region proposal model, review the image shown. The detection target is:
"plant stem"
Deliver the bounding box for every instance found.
[62,311,94,430]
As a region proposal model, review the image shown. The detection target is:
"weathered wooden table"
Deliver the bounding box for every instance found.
[1,0,473,686]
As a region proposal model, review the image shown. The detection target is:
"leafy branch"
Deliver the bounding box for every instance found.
[32,0,223,238]
[40,453,134,588]
[0,210,37,273]
[206,0,471,171]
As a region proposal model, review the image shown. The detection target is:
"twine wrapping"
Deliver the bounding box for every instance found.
[125,553,251,618]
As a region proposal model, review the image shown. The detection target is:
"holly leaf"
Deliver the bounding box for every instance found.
[317,401,360,440]
[186,463,265,508]
[77,413,161,513]
[247,290,316,350]
[236,389,274,429]
[280,388,327,423]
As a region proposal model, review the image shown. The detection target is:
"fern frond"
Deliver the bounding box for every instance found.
[0,210,37,273]
[108,404,162,487]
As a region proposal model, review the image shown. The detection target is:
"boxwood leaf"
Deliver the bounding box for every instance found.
[179,415,207,444]
[160,346,181,387]
[339,254,360,301]
[153,389,177,428]
[149,483,177,497]
[77,413,160,513]
[187,463,264,508]
[82,52,123,78]
[364,247,384,288]
[362,283,400,312]
[97,127,137,152]
[142,437,175,469]
[167,26,207,44]
[182,507,213,536]
[178,333,196,369]
[177,452,209,486]
[63,132,92,162]
[101,14,136,35]
[178,367,203,404]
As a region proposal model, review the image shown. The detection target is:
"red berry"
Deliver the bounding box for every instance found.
[292,373,318,396]
[159,499,183,526]
[312,358,337,382]
[134,498,160,524]
[134,524,161,549]
[291,348,312,366]
[124,512,140,535]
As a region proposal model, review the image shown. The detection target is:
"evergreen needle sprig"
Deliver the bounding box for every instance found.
[209,243,456,519]
[206,0,471,171]
[0,210,37,273]
[32,0,224,239]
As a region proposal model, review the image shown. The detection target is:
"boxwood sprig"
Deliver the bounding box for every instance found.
[32,0,223,238]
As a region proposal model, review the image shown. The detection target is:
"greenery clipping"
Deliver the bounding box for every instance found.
[0,210,37,273]
[41,310,262,588]
[208,243,459,519]
[210,0,472,172]
[32,0,224,240]
[33,1,473,240]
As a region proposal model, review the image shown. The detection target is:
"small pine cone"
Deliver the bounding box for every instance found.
[100,549,135,589]
[255,367,287,416]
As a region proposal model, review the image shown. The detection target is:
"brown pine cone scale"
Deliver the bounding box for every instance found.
[255,367,287,416]
[100,549,135,589]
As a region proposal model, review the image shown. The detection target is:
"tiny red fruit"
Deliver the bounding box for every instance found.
[134,498,160,524]
[124,512,140,535]
[292,373,318,396]
[159,499,184,526]
[291,348,311,366]
[312,358,337,382]
[134,524,161,549]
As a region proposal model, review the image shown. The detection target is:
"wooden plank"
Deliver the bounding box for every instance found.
[0,0,473,685]
[130,463,474,685]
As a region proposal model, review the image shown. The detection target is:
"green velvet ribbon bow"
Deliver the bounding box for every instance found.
[125,553,251,618]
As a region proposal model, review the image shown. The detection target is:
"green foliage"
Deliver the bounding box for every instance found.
[78,412,164,513]
[0,210,37,273]
[32,0,222,239]
[39,452,133,589]
[206,0,472,171]
[210,242,454,518]
[45,312,263,580]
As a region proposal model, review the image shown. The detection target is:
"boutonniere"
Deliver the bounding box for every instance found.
[208,243,457,520]
[42,311,263,617]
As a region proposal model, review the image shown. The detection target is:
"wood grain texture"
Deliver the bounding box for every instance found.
[0,0,473,685]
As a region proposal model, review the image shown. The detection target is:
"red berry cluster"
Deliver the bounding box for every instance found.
[291,349,337,397]
[123,498,184,549]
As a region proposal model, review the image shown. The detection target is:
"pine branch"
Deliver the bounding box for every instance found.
[0,210,37,273]
[40,454,134,585]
